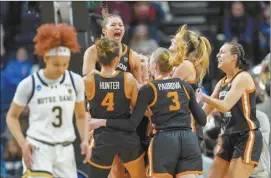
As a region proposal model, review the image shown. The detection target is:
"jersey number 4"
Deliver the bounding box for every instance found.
[52,106,62,127]
[167,92,181,111]
[101,92,114,111]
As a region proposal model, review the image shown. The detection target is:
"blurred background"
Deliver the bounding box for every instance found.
[0,1,270,178]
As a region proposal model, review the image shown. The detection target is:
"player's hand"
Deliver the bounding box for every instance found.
[22,141,34,168]
[80,140,90,164]
[196,88,204,103]
[88,119,106,131]
[144,108,153,118]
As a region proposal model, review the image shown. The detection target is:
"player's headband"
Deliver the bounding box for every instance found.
[45,46,71,56]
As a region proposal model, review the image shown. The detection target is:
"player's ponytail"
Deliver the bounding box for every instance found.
[179,27,211,84]
[95,36,119,66]
[100,2,122,28]
[173,24,187,67]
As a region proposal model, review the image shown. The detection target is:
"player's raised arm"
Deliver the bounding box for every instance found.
[131,51,143,84]
[82,45,98,76]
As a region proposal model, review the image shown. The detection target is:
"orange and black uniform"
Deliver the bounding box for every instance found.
[87,71,144,177]
[216,71,262,166]
[96,44,149,149]
[106,77,207,176]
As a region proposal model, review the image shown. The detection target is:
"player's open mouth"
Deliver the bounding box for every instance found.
[218,58,222,65]
[114,32,122,39]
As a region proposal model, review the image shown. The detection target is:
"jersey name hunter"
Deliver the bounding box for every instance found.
[99,81,120,90]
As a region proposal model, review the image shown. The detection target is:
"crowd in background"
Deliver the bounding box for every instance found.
[0,1,270,177]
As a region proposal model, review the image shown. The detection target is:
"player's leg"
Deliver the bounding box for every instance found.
[22,137,54,178]
[88,143,115,178]
[118,132,146,178]
[109,155,126,178]
[53,144,77,178]
[228,158,255,178]
[89,164,111,178]
[207,134,232,178]
[228,130,263,178]
[123,152,146,178]
[176,130,202,178]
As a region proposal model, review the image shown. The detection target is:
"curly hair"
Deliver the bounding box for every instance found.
[33,23,80,56]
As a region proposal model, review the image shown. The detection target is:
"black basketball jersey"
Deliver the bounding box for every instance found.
[88,71,131,123]
[218,72,260,134]
[148,77,192,130]
[95,44,132,73]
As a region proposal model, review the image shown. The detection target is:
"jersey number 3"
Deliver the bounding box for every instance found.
[102,92,114,111]
[167,92,181,111]
[52,106,62,127]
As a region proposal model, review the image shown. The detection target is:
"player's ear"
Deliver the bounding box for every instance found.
[102,28,106,36]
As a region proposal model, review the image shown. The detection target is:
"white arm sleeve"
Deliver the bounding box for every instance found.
[13,76,33,107]
[71,72,85,102]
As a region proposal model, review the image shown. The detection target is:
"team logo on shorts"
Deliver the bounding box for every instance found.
[36,85,42,91]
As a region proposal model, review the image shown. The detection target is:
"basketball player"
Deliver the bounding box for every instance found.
[196,42,263,178]
[89,47,207,178]
[170,24,211,146]
[6,23,90,178]
[82,5,142,83]
[83,4,146,177]
[84,37,146,178]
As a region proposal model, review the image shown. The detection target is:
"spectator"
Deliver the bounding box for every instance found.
[256,54,271,156]
[130,23,158,56]
[3,139,22,177]
[259,5,270,59]
[257,54,271,119]
[224,2,254,62]
[1,47,32,91]
[251,110,270,178]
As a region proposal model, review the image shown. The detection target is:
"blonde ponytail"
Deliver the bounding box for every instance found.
[193,36,211,84]
[173,24,187,67]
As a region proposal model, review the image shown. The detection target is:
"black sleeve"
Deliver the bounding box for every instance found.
[106,84,154,131]
[185,82,207,126]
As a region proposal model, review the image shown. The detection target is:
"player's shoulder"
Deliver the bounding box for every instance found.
[67,70,80,79]
[20,74,34,85]
[87,44,97,53]
[141,81,156,91]
[232,70,254,86]
[235,71,252,80]
[84,44,97,58]
[16,74,34,93]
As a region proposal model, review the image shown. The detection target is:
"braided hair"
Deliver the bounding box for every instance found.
[226,42,251,70]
